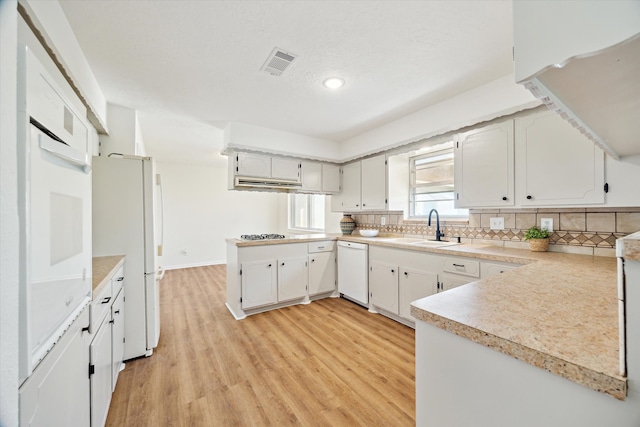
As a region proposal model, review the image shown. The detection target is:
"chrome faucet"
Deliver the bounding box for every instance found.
[428,209,445,241]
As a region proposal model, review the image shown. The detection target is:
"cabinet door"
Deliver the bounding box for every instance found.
[308,251,336,296]
[90,317,113,427]
[19,308,90,427]
[322,164,341,193]
[236,152,272,177]
[440,274,473,292]
[111,289,125,391]
[278,256,308,302]
[361,155,387,210]
[399,268,438,320]
[241,260,278,309]
[370,261,399,314]
[301,161,322,192]
[271,157,300,181]
[455,120,515,207]
[341,162,362,210]
[515,110,604,205]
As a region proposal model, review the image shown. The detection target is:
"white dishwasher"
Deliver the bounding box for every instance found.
[337,241,369,306]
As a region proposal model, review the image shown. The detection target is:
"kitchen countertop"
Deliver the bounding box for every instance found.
[227,233,626,399]
[93,255,125,294]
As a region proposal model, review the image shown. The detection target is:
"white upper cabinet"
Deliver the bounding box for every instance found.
[301,161,340,193]
[515,110,604,206]
[322,164,341,193]
[332,154,388,212]
[236,152,272,178]
[340,161,362,210]
[455,120,515,208]
[271,157,300,181]
[301,161,322,192]
[361,155,388,210]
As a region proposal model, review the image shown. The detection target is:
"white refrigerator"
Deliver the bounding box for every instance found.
[92,155,164,360]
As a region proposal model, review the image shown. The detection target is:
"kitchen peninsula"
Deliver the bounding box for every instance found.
[225,233,631,412]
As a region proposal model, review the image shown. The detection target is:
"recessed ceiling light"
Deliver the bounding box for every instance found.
[323,77,345,89]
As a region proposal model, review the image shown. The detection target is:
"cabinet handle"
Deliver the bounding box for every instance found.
[101,297,111,304]
[391,269,395,273]
[502,196,507,201]
[116,277,124,282]
[363,203,366,207]
[268,264,272,267]
[452,263,465,268]
[527,195,532,200]
[404,272,408,276]
[281,262,285,266]
[114,310,120,314]
[311,259,315,263]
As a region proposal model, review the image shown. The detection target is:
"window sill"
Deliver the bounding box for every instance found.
[405,218,469,225]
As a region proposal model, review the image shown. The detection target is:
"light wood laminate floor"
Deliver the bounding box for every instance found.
[106,265,415,426]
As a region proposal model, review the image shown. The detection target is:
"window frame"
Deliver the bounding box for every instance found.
[288,193,325,232]
[409,142,468,220]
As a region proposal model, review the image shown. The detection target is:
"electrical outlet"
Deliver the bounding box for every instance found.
[381,216,387,226]
[541,218,554,232]
[490,217,504,230]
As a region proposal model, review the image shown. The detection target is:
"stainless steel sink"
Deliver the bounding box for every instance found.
[409,240,459,248]
[382,237,426,243]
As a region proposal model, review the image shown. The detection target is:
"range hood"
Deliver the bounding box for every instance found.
[519,35,640,162]
[234,176,302,191]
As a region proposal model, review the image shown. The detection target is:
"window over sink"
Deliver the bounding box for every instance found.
[410,140,468,219]
[289,194,325,231]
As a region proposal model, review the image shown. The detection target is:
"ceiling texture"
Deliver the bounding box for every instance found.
[58,0,514,159]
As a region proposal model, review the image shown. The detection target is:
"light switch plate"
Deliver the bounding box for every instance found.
[490,217,504,230]
[381,216,386,226]
[541,218,554,232]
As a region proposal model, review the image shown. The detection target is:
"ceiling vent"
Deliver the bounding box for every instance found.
[260,47,297,76]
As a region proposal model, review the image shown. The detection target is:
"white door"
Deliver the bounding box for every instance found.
[399,268,438,320]
[370,261,399,314]
[278,256,308,302]
[455,120,515,207]
[308,252,336,296]
[361,155,387,210]
[271,157,300,181]
[236,152,271,177]
[241,260,278,309]
[90,317,113,427]
[515,110,605,205]
[111,289,125,391]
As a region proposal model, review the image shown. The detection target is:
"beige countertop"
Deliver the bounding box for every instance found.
[227,232,626,399]
[93,255,125,294]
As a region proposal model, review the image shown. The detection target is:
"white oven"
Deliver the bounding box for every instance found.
[18,45,92,383]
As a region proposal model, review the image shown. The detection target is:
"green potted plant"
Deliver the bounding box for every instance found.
[524,226,550,252]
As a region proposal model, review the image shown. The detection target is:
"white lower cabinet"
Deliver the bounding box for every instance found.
[19,307,91,427]
[111,289,125,391]
[370,261,399,313]
[91,313,113,427]
[399,268,438,320]
[308,251,336,296]
[278,256,309,302]
[241,260,278,309]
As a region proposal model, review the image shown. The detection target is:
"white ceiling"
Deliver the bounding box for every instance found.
[58,0,514,157]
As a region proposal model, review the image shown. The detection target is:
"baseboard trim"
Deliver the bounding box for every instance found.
[164,260,226,270]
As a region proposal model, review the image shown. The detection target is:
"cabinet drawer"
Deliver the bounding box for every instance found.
[442,258,480,278]
[112,265,125,296]
[482,263,518,278]
[90,280,112,333]
[308,241,335,253]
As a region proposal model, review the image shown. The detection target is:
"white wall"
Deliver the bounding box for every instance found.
[156,157,282,269]
[99,103,137,156]
[0,1,19,425]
